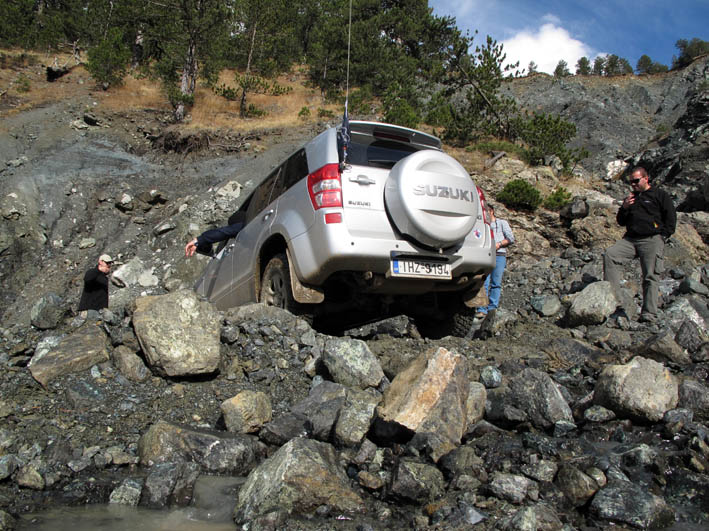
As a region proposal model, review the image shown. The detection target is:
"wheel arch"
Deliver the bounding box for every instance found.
[257,235,323,304]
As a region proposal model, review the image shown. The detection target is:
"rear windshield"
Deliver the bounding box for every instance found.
[346,139,422,169]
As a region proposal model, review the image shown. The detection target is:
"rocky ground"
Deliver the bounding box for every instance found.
[0,58,708,530]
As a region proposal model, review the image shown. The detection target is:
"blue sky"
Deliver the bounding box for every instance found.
[430,0,709,74]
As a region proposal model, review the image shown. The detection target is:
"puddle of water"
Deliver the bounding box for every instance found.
[17,475,243,531]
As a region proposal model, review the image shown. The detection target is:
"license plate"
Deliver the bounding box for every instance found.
[390,259,451,279]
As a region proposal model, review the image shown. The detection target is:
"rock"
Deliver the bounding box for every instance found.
[132,290,221,376]
[489,472,537,504]
[678,379,709,421]
[112,256,151,288]
[466,382,487,427]
[233,438,365,523]
[480,366,502,388]
[220,390,272,434]
[566,281,617,326]
[560,197,590,220]
[334,388,381,447]
[291,380,346,442]
[28,323,110,387]
[30,293,64,330]
[389,459,445,503]
[520,459,557,483]
[487,368,573,430]
[678,277,709,295]
[590,480,675,529]
[112,345,150,381]
[0,455,19,481]
[674,319,707,353]
[140,461,199,508]
[258,412,311,446]
[0,510,16,530]
[529,294,562,317]
[15,463,44,490]
[555,465,599,507]
[638,330,691,365]
[376,347,468,454]
[138,419,265,474]
[594,356,679,423]
[321,337,385,390]
[584,405,616,422]
[109,478,144,506]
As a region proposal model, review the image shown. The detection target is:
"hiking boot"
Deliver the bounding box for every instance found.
[638,313,657,323]
[475,311,486,319]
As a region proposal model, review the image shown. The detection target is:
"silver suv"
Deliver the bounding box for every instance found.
[195,120,494,334]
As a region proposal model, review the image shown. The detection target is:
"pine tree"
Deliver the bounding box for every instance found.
[553,59,570,77]
[575,56,591,75]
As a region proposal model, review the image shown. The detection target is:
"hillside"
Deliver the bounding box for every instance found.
[0,50,708,530]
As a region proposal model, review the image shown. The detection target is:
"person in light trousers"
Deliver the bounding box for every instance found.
[477,204,515,318]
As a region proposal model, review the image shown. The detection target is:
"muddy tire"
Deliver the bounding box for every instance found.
[260,253,313,323]
[416,304,478,339]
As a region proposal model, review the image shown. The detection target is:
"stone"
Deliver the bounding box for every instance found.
[590,481,675,529]
[389,459,445,503]
[466,382,486,428]
[30,293,64,330]
[112,345,150,381]
[138,419,265,474]
[233,438,365,523]
[15,463,44,490]
[291,380,346,442]
[639,330,691,365]
[28,323,110,387]
[675,319,707,353]
[555,465,599,507]
[321,337,385,390]
[480,366,502,388]
[334,388,381,447]
[566,281,618,326]
[520,460,557,482]
[132,290,221,377]
[489,472,537,504]
[376,347,468,452]
[529,294,562,317]
[258,412,311,446]
[594,356,679,423]
[678,379,709,421]
[109,478,144,506]
[584,405,616,422]
[220,390,272,434]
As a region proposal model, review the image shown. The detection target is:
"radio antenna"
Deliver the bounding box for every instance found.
[338,0,353,164]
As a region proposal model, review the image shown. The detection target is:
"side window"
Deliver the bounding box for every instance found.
[283,149,309,190]
[245,166,282,223]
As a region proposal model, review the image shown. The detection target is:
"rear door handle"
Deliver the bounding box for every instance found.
[263,209,274,221]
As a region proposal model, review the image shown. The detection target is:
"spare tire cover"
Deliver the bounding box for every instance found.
[384,149,478,247]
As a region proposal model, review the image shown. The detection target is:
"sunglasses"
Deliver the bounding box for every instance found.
[630,179,642,184]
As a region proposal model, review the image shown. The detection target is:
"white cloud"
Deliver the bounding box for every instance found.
[501,22,595,74]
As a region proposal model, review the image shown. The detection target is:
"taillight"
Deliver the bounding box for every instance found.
[308,163,342,210]
[476,186,489,225]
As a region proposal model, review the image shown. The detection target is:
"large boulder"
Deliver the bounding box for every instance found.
[233,437,365,523]
[138,420,265,474]
[28,323,110,387]
[132,290,221,376]
[30,293,64,330]
[322,337,385,390]
[594,357,678,423]
[566,281,618,326]
[590,481,675,529]
[376,347,468,459]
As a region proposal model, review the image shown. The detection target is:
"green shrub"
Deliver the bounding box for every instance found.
[269,81,292,96]
[349,86,374,115]
[245,104,266,117]
[15,73,30,93]
[543,187,572,211]
[512,112,577,170]
[382,82,420,129]
[497,179,542,211]
[86,28,131,87]
[214,83,238,101]
[298,106,311,119]
[317,108,334,119]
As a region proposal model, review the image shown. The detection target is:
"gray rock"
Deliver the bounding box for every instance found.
[138,419,265,474]
[112,345,150,381]
[389,459,445,503]
[590,481,675,529]
[584,405,616,422]
[141,462,181,508]
[489,472,537,504]
[334,388,381,447]
[678,277,709,295]
[520,460,557,483]
[220,390,272,434]
[30,293,64,330]
[112,256,150,287]
[233,438,365,523]
[0,509,15,530]
[529,294,562,317]
[15,463,44,490]
[674,319,707,353]
[566,281,617,326]
[500,504,564,531]
[594,356,679,423]
[466,382,487,428]
[28,323,109,387]
[109,478,144,506]
[678,379,709,421]
[321,337,384,390]
[0,455,19,481]
[639,330,691,365]
[258,412,310,446]
[291,380,346,442]
[132,290,221,376]
[480,365,502,388]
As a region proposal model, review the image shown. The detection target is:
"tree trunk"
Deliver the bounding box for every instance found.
[240,21,258,118]
[175,40,197,122]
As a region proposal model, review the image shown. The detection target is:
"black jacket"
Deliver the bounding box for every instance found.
[78,266,109,311]
[195,221,245,256]
[617,187,676,239]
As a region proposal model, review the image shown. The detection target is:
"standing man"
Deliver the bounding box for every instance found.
[476,203,515,319]
[78,254,113,311]
[603,166,676,322]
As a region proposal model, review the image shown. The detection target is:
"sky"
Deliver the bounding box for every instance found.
[430,0,709,74]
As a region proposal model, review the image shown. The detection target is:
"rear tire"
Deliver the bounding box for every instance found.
[260,253,313,324]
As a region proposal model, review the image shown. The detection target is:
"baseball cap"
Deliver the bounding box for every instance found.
[99,254,114,263]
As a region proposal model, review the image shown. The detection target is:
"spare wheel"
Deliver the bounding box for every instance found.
[384,150,478,247]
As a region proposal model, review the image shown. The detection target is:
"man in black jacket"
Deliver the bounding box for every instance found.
[604,167,676,322]
[78,254,113,311]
